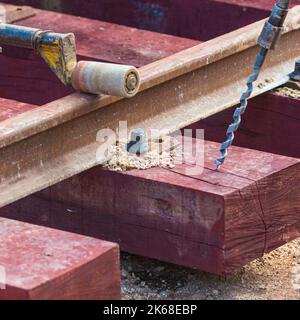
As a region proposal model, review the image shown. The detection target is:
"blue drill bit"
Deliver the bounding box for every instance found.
[215,0,291,170]
[215,48,268,170]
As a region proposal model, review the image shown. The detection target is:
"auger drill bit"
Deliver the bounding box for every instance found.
[215,0,292,170]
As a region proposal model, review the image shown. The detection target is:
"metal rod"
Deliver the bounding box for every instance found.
[0,23,70,50]
[0,23,38,48]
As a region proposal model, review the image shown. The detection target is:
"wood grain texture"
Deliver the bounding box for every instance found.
[0,217,120,300]
[2,139,300,274]
[0,97,37,121]
[17,9,199,67]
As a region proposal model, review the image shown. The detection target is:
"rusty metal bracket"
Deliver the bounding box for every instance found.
[0,6,300,208]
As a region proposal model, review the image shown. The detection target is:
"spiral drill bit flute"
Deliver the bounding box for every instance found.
[215,0,292,170]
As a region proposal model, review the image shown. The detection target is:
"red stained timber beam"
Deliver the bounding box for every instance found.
[187,92,300,159]
[0,217,120,300]
[3,0,300,40]
[2,138,300,274]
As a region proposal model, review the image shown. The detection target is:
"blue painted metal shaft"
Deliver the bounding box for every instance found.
[0,24,39,48]
[0,24,65,49]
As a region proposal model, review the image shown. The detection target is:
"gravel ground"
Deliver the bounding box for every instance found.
[121,239,300,300]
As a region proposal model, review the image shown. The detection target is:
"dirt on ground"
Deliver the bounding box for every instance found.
[121,238,300,300]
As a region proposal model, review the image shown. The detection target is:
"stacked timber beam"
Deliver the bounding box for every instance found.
[0,2,299,279]
[0,217,120,300]
[2,139,300,274]
[3,0,300,40]
[187,89,300,159]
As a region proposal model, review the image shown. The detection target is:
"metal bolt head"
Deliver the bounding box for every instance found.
[130,128,147,143]
[126,73,138,92]
[127,128,148,154]
[127,142,149,155]
[290,59,300,81]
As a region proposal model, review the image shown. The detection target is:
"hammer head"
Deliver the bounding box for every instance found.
[36,31,77,85]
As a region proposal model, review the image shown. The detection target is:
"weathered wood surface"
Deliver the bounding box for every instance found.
[0,97,37,121]
[3,0,300,40]
[0,3,35,23]
[2,139,300,274]
[0,217,120,300]
[186,91,300,159]
[19,9,199,67]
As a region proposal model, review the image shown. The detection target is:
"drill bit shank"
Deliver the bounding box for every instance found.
[215,0,292,170]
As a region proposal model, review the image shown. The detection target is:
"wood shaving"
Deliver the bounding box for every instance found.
[103,143,177,171]
[274,86,300,99]
[257,77,274,89]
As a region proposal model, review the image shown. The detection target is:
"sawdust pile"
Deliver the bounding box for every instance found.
[103,144,177,171]
[274,86,300,99]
